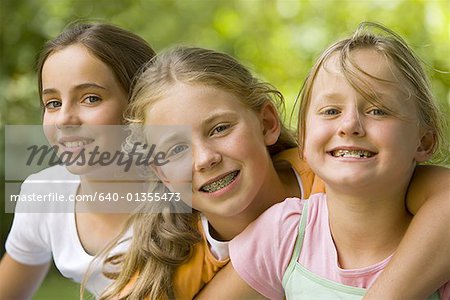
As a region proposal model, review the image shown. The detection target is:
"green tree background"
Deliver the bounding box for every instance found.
[1,0,449,298]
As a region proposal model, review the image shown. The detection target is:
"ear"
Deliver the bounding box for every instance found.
[260,102,281,146]
[415,130,435,163]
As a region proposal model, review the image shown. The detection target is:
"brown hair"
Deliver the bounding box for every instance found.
[38,22,157,299]
[37,22,156,113]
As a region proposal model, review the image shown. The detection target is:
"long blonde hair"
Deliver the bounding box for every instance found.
[297,22,447,163]
[101,47,297,299]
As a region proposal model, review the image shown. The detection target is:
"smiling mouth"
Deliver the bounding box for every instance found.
[331,149,375,158]
[61,139,94,149]
[200,171,240,193]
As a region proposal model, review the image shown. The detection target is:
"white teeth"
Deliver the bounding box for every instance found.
[63,140,90,148]
[201,171,239,193]
[332,149,374,158]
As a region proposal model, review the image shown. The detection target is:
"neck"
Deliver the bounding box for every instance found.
[326,185,412,269]
[206,161,300,241]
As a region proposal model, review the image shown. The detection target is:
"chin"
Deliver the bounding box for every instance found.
[63,164,93,176]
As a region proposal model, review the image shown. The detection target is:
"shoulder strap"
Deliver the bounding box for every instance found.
[282,200,309,287]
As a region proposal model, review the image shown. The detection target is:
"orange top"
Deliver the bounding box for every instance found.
[118,148,323,299]
[118,220,228,300]
[273,148,325,197]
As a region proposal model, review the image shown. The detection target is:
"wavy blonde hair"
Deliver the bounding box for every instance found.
[100,47,297,299]
[296,22,448,164]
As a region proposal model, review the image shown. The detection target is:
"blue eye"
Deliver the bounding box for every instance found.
[368,108,387,116]
[167,144,189,157]
[44,100,62,110]
[211,124,231,136]
[323,108,340,115]
[83,96,101,104]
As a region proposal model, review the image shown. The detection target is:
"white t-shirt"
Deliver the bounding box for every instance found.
[200,214,229,260]
[5,165,127,297]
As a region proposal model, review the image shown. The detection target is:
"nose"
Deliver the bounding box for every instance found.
[338,108,366,137]
[55,103,81,129]
[193,140,222,172]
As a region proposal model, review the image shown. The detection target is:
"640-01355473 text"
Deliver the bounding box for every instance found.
[9,192,181,202]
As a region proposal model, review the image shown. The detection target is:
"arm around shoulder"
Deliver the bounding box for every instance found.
[0,253,50,299]
[406,164,449,214]
[365,165,450,299]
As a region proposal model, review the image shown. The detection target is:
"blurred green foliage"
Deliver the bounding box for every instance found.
[0,0,449,297]
[1,0,449,127]
[33,264,82,300]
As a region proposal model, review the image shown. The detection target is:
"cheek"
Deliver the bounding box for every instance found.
[378,122,418,145]
[303,137,315,161]
[303,119,320,148]
[97,100,128,125]
[303,118,333,163]
[102,109,125,124]
[94,126,126,153]
[157,160,193,208]
[42,111,55,126]
[393,125,422,155]
[42,124,57,146]
[240,127,268,156]
[159,154,192,183]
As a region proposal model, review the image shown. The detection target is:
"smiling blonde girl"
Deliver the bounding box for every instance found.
[105,42,449,300]
[100,46,322,300]
[197,22,449,299]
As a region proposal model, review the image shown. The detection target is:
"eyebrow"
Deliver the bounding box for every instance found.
[42,82,107,95]
[318,92,345,100]
[312,93,346,106]
[201,111,237,126]
[147,130,191,149]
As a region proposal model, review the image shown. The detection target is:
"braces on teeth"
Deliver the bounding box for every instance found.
[334,149,373,158]
[202,171,238,193]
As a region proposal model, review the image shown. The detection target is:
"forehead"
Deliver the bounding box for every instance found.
[42,44,118,87]
[322,48,401,83]
[313,49,407,100]
[309,49,419,115]
[144,82,249,124]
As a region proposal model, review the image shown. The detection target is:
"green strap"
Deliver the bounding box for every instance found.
[282,200,309,288]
